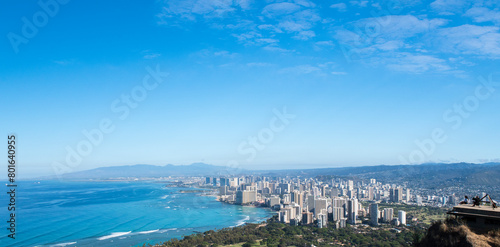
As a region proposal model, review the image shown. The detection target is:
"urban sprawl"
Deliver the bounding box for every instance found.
[195,176,482,229]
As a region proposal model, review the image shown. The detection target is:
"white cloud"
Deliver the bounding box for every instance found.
[372,40,405,51]
[385,53,453,73]
[464,7,500,24]
[315,41,335,46]
[330,3,347,12]
[430,0,471,14]
[263,45,295,53]
[331,71,347,75]
[293,30,316,40]
[353,15,448,39]
[235,0,252,10]
[271,8,320,39]
[262,2,301,17]
[333,15,448,56]
[437,24,500,57]
[159,0,237,20]
[280,64,322,74]
[158,0,320,52]
[195,49,239,59]
[279,62,343,76]
[349,0,368,7]
[247,62,274,67]
[141,50,161,59]
[53,59,75,65]
[144,53,161,59]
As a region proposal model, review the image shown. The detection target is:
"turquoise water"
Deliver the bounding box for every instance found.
[0,180,274,247]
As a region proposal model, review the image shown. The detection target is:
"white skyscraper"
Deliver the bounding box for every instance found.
[348,180,354,190]
[398,210,406,226]
[384,208,394,223]
[333,207,345,221]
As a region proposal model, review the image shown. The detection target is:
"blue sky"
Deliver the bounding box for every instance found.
[1,0,500,178]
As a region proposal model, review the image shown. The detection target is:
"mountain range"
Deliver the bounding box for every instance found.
[48,162,500,189]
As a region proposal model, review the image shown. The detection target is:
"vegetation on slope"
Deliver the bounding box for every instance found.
[416,218,500,247]
[151,216,423,247]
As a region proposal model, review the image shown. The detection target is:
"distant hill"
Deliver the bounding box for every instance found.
[47,162,500,188]
[50,163,244,179]
[254,162,500,188]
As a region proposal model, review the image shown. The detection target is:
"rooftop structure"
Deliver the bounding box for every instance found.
[448,204,500,231]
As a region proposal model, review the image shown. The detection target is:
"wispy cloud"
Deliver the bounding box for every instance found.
[157,0,320,53]
[464,7,500,24]
[330,3,347,12]
[430,0,472,14]
[246,62,274,67]
[279,64,322,75]
[53,59,76,65]
[384,53,453,74]
[156,0,500,75]
[142,50,162,59]
[331,71,347,75]
[279,62,343,76]
[349,0,368,8]
[436,24,500,58]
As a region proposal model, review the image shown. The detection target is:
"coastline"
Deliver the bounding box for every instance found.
[25,181,275,247]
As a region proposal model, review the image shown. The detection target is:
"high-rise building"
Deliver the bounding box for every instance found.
[370,204,379,226]
[330,187,339,198]
[390,187,402,202]
[333,197,346,208]
[333,207,345,221]
[279,183,291,194]
[307,194,315,212]
[398,210,406,226]
[406,189,411,202]
[267,196,280,208]
[212,177,217,186]
[283,193,291,204]
[416,195,423,206]
[384,208,394,222]
[291,191,304,209]
[219,186,229,196]
[220,178,229,187]
[370,178,376,184]
[206,177,211,184]
[347,198,358,225]
[317,213,327,228]
[347,189,355,199]
[314,198,327,217]
[236,190,257,205]
[368,187,374,201]
[302,211,314,224]
[279,208,291,223]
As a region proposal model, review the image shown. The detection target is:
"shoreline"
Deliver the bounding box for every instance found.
[40,183,275,247]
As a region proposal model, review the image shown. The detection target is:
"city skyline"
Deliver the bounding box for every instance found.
[1,0,500,178]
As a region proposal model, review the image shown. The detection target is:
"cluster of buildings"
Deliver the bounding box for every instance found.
[207,176,414,228]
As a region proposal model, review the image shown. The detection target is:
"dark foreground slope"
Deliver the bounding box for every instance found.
[416,219,500,247]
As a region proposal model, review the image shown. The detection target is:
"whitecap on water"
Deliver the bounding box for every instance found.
[97,231,131,240]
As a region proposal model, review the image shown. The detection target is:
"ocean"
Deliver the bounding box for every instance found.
[0,180,275,247]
